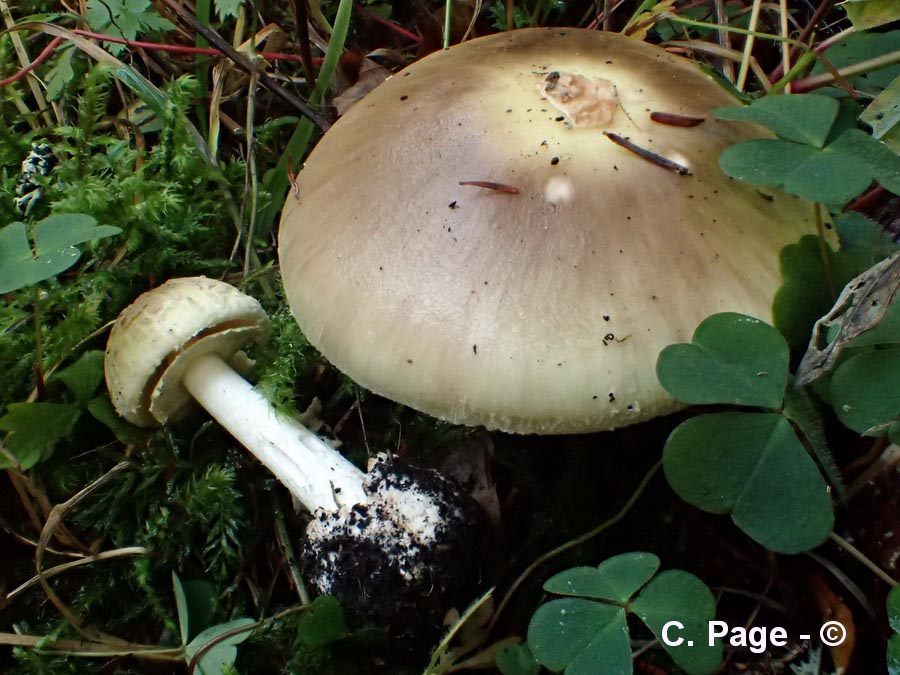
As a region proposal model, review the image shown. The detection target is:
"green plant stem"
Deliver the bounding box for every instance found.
[242,69,259,278]
[659,13,805,46]
[273,501,310,605]
[258,0,351,236]
[0,633,183,661]
[769,48,817,94]
[487,460,662,635]
[424,588,494,674]
[829,532,897,587]
[443,0,452,49]
[31,287,45,399]
[790,50,900,93]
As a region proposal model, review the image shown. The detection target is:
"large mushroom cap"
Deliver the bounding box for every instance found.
[279,28,819,434]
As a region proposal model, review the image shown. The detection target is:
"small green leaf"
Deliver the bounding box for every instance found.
[713,95,839,147]
[0,402,81,469]
[781,146,873,204]
[889,584,900,633]
[841,1,900,33]
[87,396,149,445]
[46,46,76,101]
[173,572,190,646]
[544,553,660,603]
[889,634,900,675]
[631,570,722,675]
[0,214,121,294]
[718,139,815,190]
[837,211,900,267]
[0,222,78,293]
[809,31,900,93]
[184,617,255,675]
[657,313,789,409]
[55,351,105,403]
[172,572,218,646]
[296,596,349,648]
[827,128,900,196]
[214,0,243,19]
[32,213,122,254]
[861,76,900,145]
[663,412,834,553]
[496,643,541,675]
[527,599,630,675]
[831,348,900,435]
[772,235,862,349]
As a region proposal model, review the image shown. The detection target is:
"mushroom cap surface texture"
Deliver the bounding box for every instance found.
[279,28,819,434]
[105,276,270,427]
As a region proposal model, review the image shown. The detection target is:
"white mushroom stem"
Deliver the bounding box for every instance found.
[181,352,367,513]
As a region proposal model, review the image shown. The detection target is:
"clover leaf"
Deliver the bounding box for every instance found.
[657,313,836,553]
[830,348,900,435]
[713,92,900,205]
[663,413,834,553]
[0,213,121,294]
[656,313,789,409]
[526,553,721,675]
[889,586,900,675]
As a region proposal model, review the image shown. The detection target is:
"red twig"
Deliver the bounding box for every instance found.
[0,36,63,87]
[354,5,421,43]
[767,0,836,82]
[0,30,325,89]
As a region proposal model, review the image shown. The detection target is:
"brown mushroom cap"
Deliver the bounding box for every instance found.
[278,28,820,434]
[105,277,270,427]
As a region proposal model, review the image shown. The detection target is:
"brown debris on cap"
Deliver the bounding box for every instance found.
[278,28,822,434]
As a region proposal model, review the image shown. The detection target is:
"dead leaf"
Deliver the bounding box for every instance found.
[809,574,856,674]
[333,56,391,116]
[439,436,502,529]
[795,252,900,386]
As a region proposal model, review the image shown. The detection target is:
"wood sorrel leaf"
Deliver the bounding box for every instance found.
[0,214,121,294]
[543,552,660,603]
[631,570,722,675]
[713,95,839,148]
[830,348,900,435]
[657,313,789,409]
[663,412,834,553]
[527,599,630,675]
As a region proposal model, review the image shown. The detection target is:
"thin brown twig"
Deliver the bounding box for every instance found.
[603,132,691,175]
[290,0,317,89]
[159,0,331,131]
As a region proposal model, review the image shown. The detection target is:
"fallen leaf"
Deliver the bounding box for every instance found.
[333,56,391,115]
[809,574,856,674]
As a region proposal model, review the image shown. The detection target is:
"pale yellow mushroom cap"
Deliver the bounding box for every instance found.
[278,28,820,434]
[105,277,269,427]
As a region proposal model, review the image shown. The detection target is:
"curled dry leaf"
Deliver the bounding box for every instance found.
[796,252,900,386]
[334,56,391,116]
[439,437,501,529]
[809,574,856,674]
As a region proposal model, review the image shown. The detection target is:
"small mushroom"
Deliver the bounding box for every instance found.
[104,277,482,645]
[278,28,828,434]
